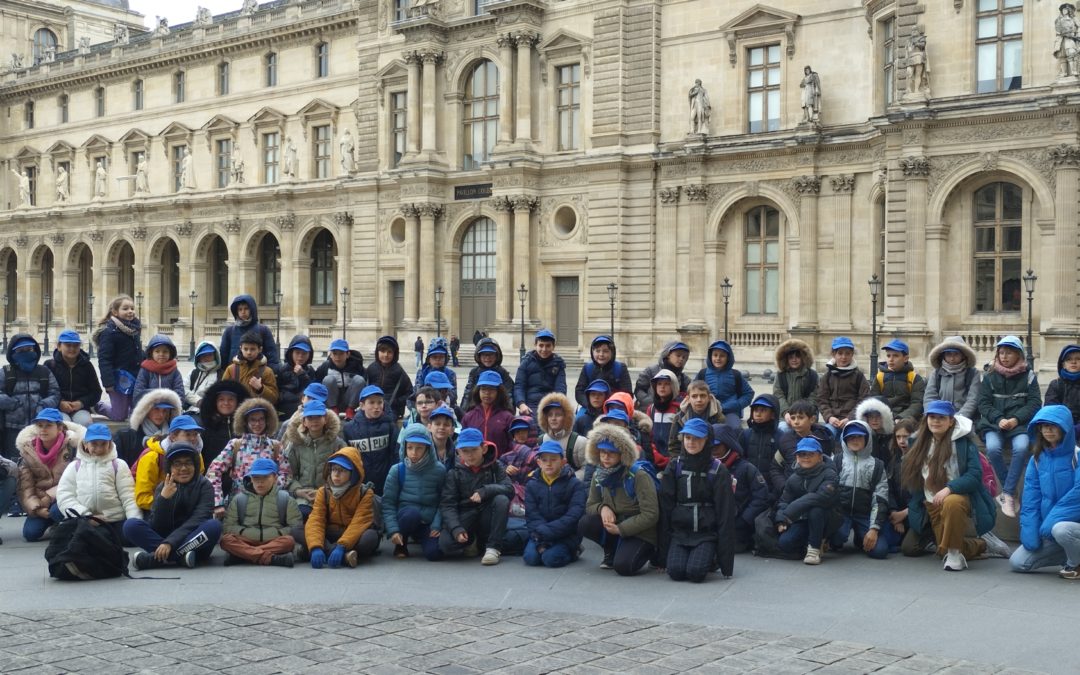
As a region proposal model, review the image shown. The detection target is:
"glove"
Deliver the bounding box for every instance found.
[327,544,346,568]
[310,548,326,569]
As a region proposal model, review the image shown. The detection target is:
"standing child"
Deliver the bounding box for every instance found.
[364,335,413,420]
[925,337,981,422]
[711,424,769,553]
[45,330,102,428]
[514,330,566,416]
[827,422,891,559]
[205,398,290,516]
[284,400,343,518]
[573,379,611,438]
[132,334,186,406]
[773,339,819,428]
[439,428,513,565]
[460,338,514,412]
[536,392,587,472]
[1045,345,1080,433]
[17,409,82,541]
[816,337,870,438]
[667,380,723,455]
[523,441,586,568]
[1,335,61,459]
[57,424,140,540]
[978,335,1042,518]
[274,335,315,420]
[221,331,279,405]
[383,423,447,560]
[414,336,424,370]
[95,295,144,421]
[220,458,303,567]
[695,340,755,429]
[342,385,396,495]
[314,338,366,414]
[774,437,839,565]
[218,294,280,368]
[644,371,681,470]
[634,341,691,409]
[740,395,783,502]
[659,418,735,582]
[574,336,632,408]
[869,339,926,423]
[301,447,380,568]
[461,371,514,457]
[185,342,220,414]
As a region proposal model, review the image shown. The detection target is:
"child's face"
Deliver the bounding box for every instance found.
[537,454,564,478]
[926,413,955,437]
[682,435,706,455]
[668,349,688,369]
[688,388,710,412]
[1040,423,1064,446]
[235,303,251,321]
[545,407,566,432]
[198,353,216,367]
[115,300,136,320]
[832,348,853,367]
[240,343,261,361]
[246,412,267,435]
[216,394,238,416]
[303,414,326,436]
[250,473,275,496]
[329,464,351,487]
[786,352,802,370]
[168,456,196,484]
[751,406,774,424]
[598,450,620,468]
[361,396,385,419]
[291,350,309,367]
[895,428,911,453]
[1064,352,1080,373]
[428,417,453,441]
[710,350,729,369]
[377,346,394,365]
[151,346,171,363]
[329,350,348,367]
[169,429,199,445]
[864,412,883,431]
[795,451,823,469]
[479,352,496,367]
[654,380,672,399]
[943,351,965,366]
[511,428,529,443]
[592,344,612,365]
[457,445,483,467]
[478,386,496,407]
[884,349,908,371]
[146,407,169,427]
[59,343,81,361]
[997,346,1021,369]
[588,391,607,409]
[428,353,447,368]
[415,394,438,421]
[405,442,428,463]
[86,440,111,457]
[535,339,555,359]
[789,412,812,436]
[845,435,867,452]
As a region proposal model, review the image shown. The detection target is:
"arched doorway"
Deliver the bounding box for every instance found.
[308,228,337,324]
[73,245,93,325]
[208,236,229,312]
[116,242,135,298]
[256,234,281,307]
[1,249,16,332]
[459,217,496,338]
[38,247,54,327]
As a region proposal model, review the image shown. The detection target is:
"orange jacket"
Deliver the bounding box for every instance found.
[303,446,375,551]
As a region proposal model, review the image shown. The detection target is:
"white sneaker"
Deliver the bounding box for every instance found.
[803,547,821,566]
[943,549,968,571]
[980,532,1011,558]
[1001,494,1017,518]
[481,548,501,566]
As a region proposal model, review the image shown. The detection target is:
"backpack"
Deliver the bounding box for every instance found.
[233,489,291,528]
[978,452,1001,498]
[3,364,51,397]
[875,369,916,392]
[540,432,580,470]
[623,459,661,500]
[130,445,165,479]
[44,511,131,580]
[752,507,803,560]
[672,457,724,487]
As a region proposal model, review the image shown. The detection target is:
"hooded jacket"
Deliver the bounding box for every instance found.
[711,424,770,534]
[770,423,836,497]
[1018,405,1080,551]
[16,420,84,518]
[513,349,566,413]
[114,388,184,467]
[739,393,783,497]
[536,392,588,470]
[413,338,456,404]
[854,397,896,466]
[584,423,658,545]
[525,464,587,548]
[195,380,250,471]
[460,337,514,412]
[0,334,61,430]
[775,458,839,526]
[439,440,513,539]
[834,421,890,529]
[634,341,691,409]
[772,339,818,416]
[869,360,926,421]
[45,347,104,414]
[275,335,316,417]
[305,446,376,551]
[382,424,447,535]
[149,451,215,548]
[977,362,1041,439]
[133,334,186,405]
[205,397,288,506]
[284,407,344,504]
[646,369,682,468]
[695,341,755,418]
[573,336,632,408]
[219,294,280,368]
[1045,346,1080,425]
[667,391,723,455]
[185,341,221,410]
[223,480,303,542]
[924,337,981,421]
[816,359,870,423]
[96,319,144,390]
[314,349,366,383]
[57,441,140,523]
[223,351,279,405]
[342,408,396,496]
[134,434,207,512]
[364,336,413,419]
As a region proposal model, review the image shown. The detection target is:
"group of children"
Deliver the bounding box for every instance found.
[1,298,1078,584]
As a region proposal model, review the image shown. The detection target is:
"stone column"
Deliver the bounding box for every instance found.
[492,197,513,323]
[656,187,680,326]
[404,51,421,155]
[899,157,929,329]
[223,218,244,301]
[510,195,537,323]
[682,185,708,326]
[497,34,515,145]
[1049,145,1080,330]
[829,175,855,329]
[924,221,950,337]
[420,50,443,155]
[417,203,442,325]
[277,213,297,336]
[514,32,538,144]
[402,204,420,323]
[792,175,820,330]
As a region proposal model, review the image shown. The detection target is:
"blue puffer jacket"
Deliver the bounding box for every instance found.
[524,465,586,547]
[513,351,567,413]
[1019,405,1080,552]
[382,425,448,535]
[96,318,143,390]
[695,341,754,419]
[219,294,280,368]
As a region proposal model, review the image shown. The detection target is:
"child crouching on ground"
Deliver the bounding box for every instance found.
[302,447,380,568]
[828,421,890,559]
[439,428,513,565]
[711,424,769,553]
[774,437,839,565]
[523,440,586,568]
[220,457,303,567]
[383,423,447,561]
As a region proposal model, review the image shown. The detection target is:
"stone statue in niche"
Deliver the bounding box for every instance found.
[8,167,30,207]
[339,129,355,174]
[283,137,297,178]
[55,165,69,203]
[230,146,245,185]
[1055,4,1080,79]
[94,160,108,198]
[800,66,821,124]
[179,148,195,189]
[114,24,130,45]
[687,79,711,136]
[906,25,931,97]
[134,155,149,195]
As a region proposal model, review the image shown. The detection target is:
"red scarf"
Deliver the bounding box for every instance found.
[140,358,178,375]
[34,432,67,468]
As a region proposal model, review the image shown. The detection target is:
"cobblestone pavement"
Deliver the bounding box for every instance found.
[0,603,1045,675]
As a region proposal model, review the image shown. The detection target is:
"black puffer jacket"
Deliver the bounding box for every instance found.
[439,441,513,539]
[769,424,836,497]
[0,334,61,430]
[775,461,839,525]
[1045,345,1080,425]
[739,393,782,498]
[275,334,316,418]
[364,335,413,419]
[195,380,250,471]
[45,348,103,413]
[460,337,514,411]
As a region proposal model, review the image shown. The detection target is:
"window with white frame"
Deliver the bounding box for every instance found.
[391,91,407,167]
[33,29,57,65]
[311,230,336,306]
[882,18,896,106]
[263,132,280,184]
[315,43,329,78]
[24,101,34,130]
[134,79,144,110]
[973,182,1023,312]
[747,45,781,133]
[976,0,1023,93]
[94,86,105,117]
[313,125,331,179]
[58,94,68,123]
[174,71,186,103]
[215,138,232,188]
[462,60,498,170]
[218,62,230,95]
[556,64,581,151]
[265,52,278,86]
[744,205,780,314]
[172,145,186,192]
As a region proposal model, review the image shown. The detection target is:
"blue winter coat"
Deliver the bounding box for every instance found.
[1019,406,1080,552]
[96,319,143,390]
[695,342,754,419]
[218,294,280,368]
[382,450,447,535]
[342,412,397,496]
[524,465,586,547]
[133,335,186,405]
[513,351,567,413]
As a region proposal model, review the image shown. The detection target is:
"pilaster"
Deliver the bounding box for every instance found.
[492,197,513,324]
[899,156,930,330]
[497,34,515,146]
[656,187,679,326]
[420,49,443,157]
[1049,144,1080,332]
[510,194,538,323]
[514,32,538,146]
[417,203,443,324]
[793,175,821,330]
[404,51,421,155]
[682,184,708,327]
[402,204,420,323]
[829,175,855,330]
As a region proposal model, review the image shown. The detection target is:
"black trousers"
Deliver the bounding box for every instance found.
[578,513,655,577]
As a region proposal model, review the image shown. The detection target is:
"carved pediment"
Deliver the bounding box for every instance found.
[375,59,408,81]
[247,106,287,126]
[537,28,592,81]
[201,114,240,134]
[718,4,801,66]
[158,122,193,140]
[296,98,338,118]
[80,134,112,152]
[118,128,151,145]
[46,140,75,156]
[14,145,39,160]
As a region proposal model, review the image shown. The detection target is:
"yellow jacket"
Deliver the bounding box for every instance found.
[133,436,206,511]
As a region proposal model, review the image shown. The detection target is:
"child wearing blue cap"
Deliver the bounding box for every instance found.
[413,337,458,407]
[185,341,221,413]
[828,421,890,559]
[221,331,279,405]
[364,336,413,420]
[206,397,290,516]
[869,339,926,423]
[1046,344,1080,432]
[221,457,303,567]
[273,335,316,420]
[694,340,755,430]
[659,418,735,581]
[132,334,187,406]
[1,333,61,459]
[634,341,691,410]
[425,404,460,469]
[574,336,632,409]
[17,408,78,541]
[45,330,102,428]
[342,385,396,495]
[500,415,539,515]
[978,335,1042,518]
[924,337,981,423]
[513,329,566,416]
[771,400,836,497]
[284,399,344,518]
[740,394,783,502]
[816,336,870,437]
[383,423,447,560]
[302,447,379,568]
[774,436,840,565]
[461,371,514,457]
[523,440,586,568]
[133,412,206,513]
[573,379,611,438]
[460,337,514,413]
[314,338,366,414]
[439,427,513,565]
[56,423,139,541]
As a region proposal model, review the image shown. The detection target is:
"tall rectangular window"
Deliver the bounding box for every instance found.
[391,91,407,167]
[218,62,230,95]
[172,146,186,192]
[58,94,68,123]
[973,182,1023,312]
[745,206,780,315]
[133,79,144,110]
[977,0,1023,93]
[747,45,781,133]
[216,138,232,188]
[313,125,331,179]
[882,18,896,106]
[174,71,186,103]
[265,53,277,86]
[25,166,36,206]
[315,43,329,78]
[94,87,105,117]
[556,64,581,151]
[263,132,280,184]
[24,101,34,129]
[393,0,407,21]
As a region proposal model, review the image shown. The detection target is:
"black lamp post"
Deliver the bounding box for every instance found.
[188,290,198,357]
[517,283,528,359]
[606,282,618,342]
[2,294,8,351]
[720,276,733,342]
[87,293,95,358]
[43,294,51,353]
[1023,268,1037,365]
[135,291,143,320]
[434,286,443,338]
[340,287,350,339]
[273,289,283,354]
[868,274,883,378]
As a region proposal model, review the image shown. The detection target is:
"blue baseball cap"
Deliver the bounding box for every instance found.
[359,385,384,401]
[195,343,217,358]
[831,336,855,351]
[247,457,279,476]
[328,456,354,472]
[243,405,269,418]
[424,371,452,389]
[750,396,776,409]
[303,382,329,402]
[509,417,531,432]
[1061,345,1080,361]
[329,338,350,352]
[795,437,823,454]
[290,342,312,353]
[456,427,485,450]
[925,400,956,417]
[168,415,203,432]
[57,330,82,345]
[476,343,498,355]
[599,409,630,425]
[33,408,63,424]
[535,329,556,342]
[996,335,1025,354]
[882,339,909,355]
[477,371,503,388]
[429,405,456,423]
[302,400,327,417]
[153,401,176,410]
[11,337,37,351]
[841,424,869,440]
[535,440,564,457]
[585,379,612,394]
[403,429,433,447]
[670,342,690,353]
[83,423,112,443]
[681,418,710,438]
[596,439,619,453]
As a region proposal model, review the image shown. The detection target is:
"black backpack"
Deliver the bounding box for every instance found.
[4,364,51,397]
[44,511,130,581]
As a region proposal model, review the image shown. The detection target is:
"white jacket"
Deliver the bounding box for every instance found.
[56,442,140,523]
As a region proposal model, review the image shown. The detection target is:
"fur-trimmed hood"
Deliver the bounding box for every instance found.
[775,338,814,372]
[537,391,574,434]
[233,397,280,437]
[584,422,639,467]
[128,388,183,429]
[632,410,653,436]
[284,405,342,446]
[198,379,251,422]
[17,420,85,459]
[929,336,977,369]
[854,397,894,436]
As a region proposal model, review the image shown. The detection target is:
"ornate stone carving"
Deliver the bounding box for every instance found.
[334,212,354,227]
[489,197,512,212]
[830,175,855,193]
[792,175,821,195]
[418,49,445,64]
[706,183,737,220]
[14,235,27,248]
[276,213,297,231]
[175,221,193,236]
[658,187,680,205]
[50,233,65,245]
[509,195,539,212]
[512,32,540,49]
[746,180,760,197]
[980,152,999,172]
[417,203,444,219]
[683,185,709,202]
[88,231,104,242]
[1048,143,1080,167]
[401,204,420,218]
[132,226,148,240]
[927,153,974,197]
[1003,148,1056,192]
[223,218,242,233]
[496,33,516,49]
[899,156,931,177]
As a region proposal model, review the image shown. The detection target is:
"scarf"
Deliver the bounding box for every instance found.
[1060,368,1080,382]
[827,358,858,371]
[110,315,140,337]
[34,432,66,468]
[330,483,350,499]
[142,419,167,439]
[140,358,178,375]
[993,357,1028,379]
[941,361,967,375]
[592,465,618,487]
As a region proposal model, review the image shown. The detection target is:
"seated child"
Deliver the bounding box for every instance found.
[221,331,279,405]
[461,371,514,457]
[573,335,632,408]
[196,381,248,470]
[274,335,316,420]
[383,423,447,561]
[869,339,926,423]
[460,338,514,413]
[342,385,396,496]
[439,428,513,565]
[185,342,220,414]
[885,419,918,552]
[132,334,185,406]
[302,447,380,568]
[500,416,539,516]
[427,405,460,469]
[694,340,755,429]
[579,424,659,575]
[220,457,303,567]
[537,392,587,472]
[284,400,344,518]
[773,339,819,428]
[123,442,222,569]
[711,424,769,553]
[205,398,290,516]
[573,379,610,437]
[1046,345,1080,434]
[924,337,981,422]
[769,399,835,497]
[659,418,735,582]
[816,337,870,438]
[855,396,895,466]
[774,437,839,565]
[56,423,140,541]
[17,409,81,542]
[740,395,783,502]
[314,338,366,413]
[364,335,413,420]
[45,330,102,427]
[134,414,206,512]
[828,422,890,559]
[2,334,61,459]
[115,389,182,467]
[644,370,681,469]
[523,440,586,568]
[668,380,723,456]
[414,337,458,407]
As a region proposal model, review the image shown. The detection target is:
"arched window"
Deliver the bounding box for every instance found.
[459,218,497,336]
[462,61,498,170]
[210,237,229,307]
[33,29,57,65]
[311,230,336,306]
[117,243,135,298]
[744,205,779,315]
[973,181,1023,312]
[258,235,281,306]
[161,240,180,311]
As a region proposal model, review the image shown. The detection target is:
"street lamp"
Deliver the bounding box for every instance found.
[43,294,51,353]
[1,294,8,351]
[188,290,198,357]
[517,283,528,359]
[340,287,350,339]
[135,291,143,320]
[606,282,618,342]
[434,286,443,338]
[1023,268,1037,364]
[868,274,883,378]
[273,289,283,356]
[720,277,733,342]
[87,293,95,358]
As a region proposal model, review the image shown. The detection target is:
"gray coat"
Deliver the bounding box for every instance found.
[0,334,61,430]
[924,337,981,420]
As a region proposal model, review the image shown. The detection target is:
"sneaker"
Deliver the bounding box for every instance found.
[1001,494,1017,519]
[599,554,614,570]
[182,551,197,569]
[269,553,295,568]
[345,550,359,568]
[394,544,409,559]
[943,550,968,571]
[995,493,1007,509]
[803,547,821,565]
[294,543,309,562]
[980,532,1011,559]
[133,551,153,571]
[1060,565,1079,580]
[481,548,501,565]
[223,553,244,567]
[463,539,480,558]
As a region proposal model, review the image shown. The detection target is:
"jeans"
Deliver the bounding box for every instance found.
[61,410,94,428]
[523,539,575,568]
[984,431,1030,496]
[23,503,63,542]
[828,514,889,559]
[778,505,828,555]
[123,517,222,562]
[439,495,510,555]
[1011,521,1080,571]
[415,352,423,369]
[395,506,443,561]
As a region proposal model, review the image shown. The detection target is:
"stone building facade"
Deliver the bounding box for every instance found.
[0,0,1077,371]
